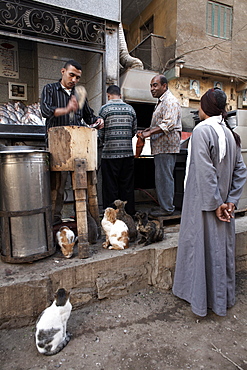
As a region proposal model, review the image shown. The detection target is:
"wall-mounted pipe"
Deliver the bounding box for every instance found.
[119,23,143,70]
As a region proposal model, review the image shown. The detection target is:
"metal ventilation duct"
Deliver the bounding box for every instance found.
[120,69,157,103]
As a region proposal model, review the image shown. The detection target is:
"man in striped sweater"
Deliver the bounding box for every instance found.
[99,85,137,216]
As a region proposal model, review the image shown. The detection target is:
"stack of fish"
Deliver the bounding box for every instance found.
[0,101,45,125]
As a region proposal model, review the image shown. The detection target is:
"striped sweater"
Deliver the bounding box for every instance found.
[99,99,137,159]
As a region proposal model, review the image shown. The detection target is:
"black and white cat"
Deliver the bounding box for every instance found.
[35,288,72,356]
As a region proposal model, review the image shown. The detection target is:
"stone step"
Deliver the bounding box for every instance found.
[0,215,246,329]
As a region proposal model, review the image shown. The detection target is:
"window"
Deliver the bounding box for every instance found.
[206,1,232,39]
[243,90,247,106]
[140,16,154,40]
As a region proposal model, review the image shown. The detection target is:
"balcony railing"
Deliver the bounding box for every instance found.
[130,34,166,72]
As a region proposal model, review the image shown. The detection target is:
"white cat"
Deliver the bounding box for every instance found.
[101,207,129,250]
[56,226,77,258]
[35,288,72,356]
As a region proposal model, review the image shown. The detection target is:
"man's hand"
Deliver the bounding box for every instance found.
[137,125,164,139]
[215,203,235,222]
[54,95,79,117]
[67,95,79,113]
[137,129,151,139]
[90,118,104,129]
[226,202,235,218]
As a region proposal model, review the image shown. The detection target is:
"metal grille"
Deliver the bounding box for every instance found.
[0,0,105,50]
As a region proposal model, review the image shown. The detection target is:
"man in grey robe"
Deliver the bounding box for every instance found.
[172,88,247,317]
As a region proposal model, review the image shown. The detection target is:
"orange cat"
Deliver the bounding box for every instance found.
[56,226,77,258]
[101,207,129,250]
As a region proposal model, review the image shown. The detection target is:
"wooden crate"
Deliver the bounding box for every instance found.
[48,126,97,171]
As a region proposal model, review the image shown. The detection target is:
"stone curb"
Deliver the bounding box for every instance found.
[0,216,246,329]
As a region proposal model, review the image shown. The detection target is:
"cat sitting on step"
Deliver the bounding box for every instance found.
[114,199,137,242]
[56,226,77,258]
[87,210,99,244]
[135,211,164,246]
[35,288,72,356]
[101,207,129,250]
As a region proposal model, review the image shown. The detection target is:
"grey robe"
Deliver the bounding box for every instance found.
[172,122,247,316]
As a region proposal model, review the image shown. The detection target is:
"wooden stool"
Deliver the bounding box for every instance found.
[48,126,100,258]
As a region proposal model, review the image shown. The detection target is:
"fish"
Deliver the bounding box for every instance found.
[21,112,43,125]
[0,116,10,124]
[27,104,42,120]
[14,102,26,115]
[8,111,18,122]
[6,102,16,112]
[0,108,9,118]
[0,101,44,126]
[14,110,23,121]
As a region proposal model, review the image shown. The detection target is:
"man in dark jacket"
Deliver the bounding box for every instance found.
[41,59,103,224]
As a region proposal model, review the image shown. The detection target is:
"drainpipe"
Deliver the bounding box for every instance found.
[119,23,143,70]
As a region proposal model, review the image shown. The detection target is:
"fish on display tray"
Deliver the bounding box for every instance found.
[0,101,44,125]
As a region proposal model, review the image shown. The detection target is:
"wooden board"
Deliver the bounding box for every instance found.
[48,126,97,171]
[148,210,181,225]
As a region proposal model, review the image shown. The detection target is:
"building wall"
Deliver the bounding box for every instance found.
[125,0,247,81]
[168,76,236,113]
[37,44,103,114]
[35,0,121,22]
[169,0,247,111]
[125,0,177,59]
[105,24,119,87]
[0,37,36,105]
[84,52,103,115]
[176,0,247,81]
[124,0,247,111]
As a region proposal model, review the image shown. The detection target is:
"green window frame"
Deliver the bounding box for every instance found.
[206,1,232,39]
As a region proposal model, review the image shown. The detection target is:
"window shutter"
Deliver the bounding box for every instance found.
[207,1,232,40]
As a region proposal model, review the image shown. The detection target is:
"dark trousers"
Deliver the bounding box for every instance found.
[51,171,69,222]
[101,157,135,215]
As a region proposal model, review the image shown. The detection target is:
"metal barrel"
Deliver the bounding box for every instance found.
[0,147,55,263]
